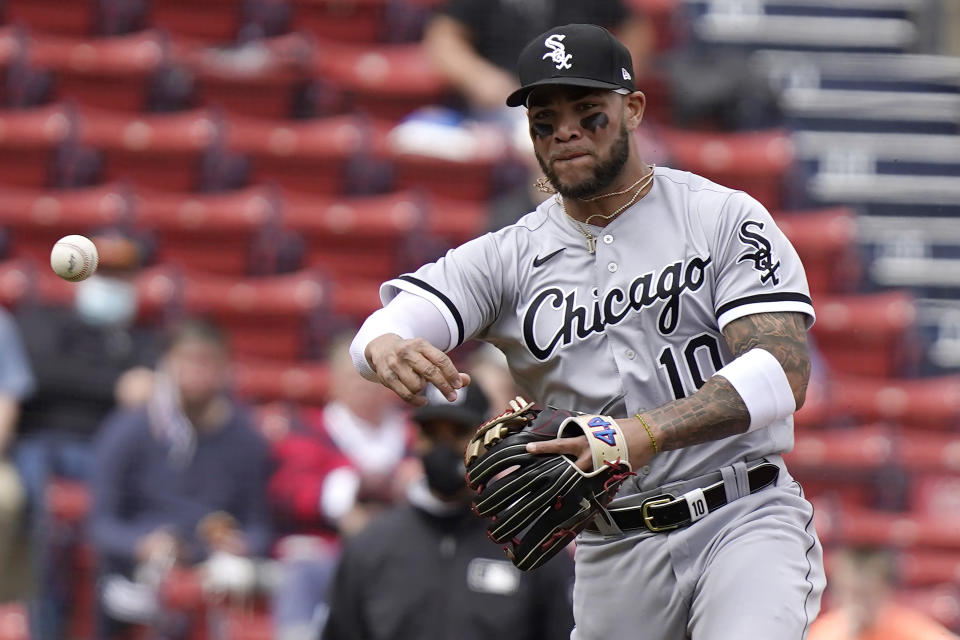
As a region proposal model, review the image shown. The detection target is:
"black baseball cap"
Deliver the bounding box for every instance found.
[413,383,490,432]
[506,23,636,108]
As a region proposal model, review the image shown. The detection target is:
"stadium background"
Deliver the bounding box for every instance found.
[0,0,958,637]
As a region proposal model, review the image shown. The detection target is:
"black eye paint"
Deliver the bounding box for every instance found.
[530,122,554,139]
[580,112,609,133]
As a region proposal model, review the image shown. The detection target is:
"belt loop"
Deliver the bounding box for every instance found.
[719,465,738,503]
[733,461,750,499]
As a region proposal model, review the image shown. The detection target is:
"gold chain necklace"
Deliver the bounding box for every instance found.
[583,164,656,202]
[557,166,656,254]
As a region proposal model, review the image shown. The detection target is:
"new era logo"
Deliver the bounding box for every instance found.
[622,68,632,80]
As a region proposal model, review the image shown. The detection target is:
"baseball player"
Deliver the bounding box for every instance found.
[351,23,825,640]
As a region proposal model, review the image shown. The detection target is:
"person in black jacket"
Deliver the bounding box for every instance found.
[322,381,575,640]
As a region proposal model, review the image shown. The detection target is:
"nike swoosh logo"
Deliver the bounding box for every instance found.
[533,248,565,268]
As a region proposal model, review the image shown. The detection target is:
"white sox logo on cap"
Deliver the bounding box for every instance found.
[542,34,572,70]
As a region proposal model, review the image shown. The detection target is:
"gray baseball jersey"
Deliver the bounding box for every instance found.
[381,166,815,499]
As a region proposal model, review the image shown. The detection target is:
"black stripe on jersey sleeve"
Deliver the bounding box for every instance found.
[398,275,465,346]
[715,292,813,319]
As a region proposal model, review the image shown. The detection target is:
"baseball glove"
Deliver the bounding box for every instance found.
[464,397,633,571]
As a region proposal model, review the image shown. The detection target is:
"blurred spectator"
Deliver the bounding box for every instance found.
[0,308,35,602]
[322,381,575,640]
[266,332,417,639]
[301,332,419,535]
[89,318,272,639]
[11,228,161,639]
[422,0,653,117]
[808,546,959,640]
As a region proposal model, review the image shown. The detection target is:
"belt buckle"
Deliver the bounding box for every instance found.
[641,496,679,533]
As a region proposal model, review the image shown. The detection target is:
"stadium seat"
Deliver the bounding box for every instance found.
[233,358,330,405]
[788,424,896,470]
[371,120,505,202]
[772,207,860,295]
[829,373,960,430]
[178,33,315,119]
[909,474,960,522]
[225,114,374,194]
[279,189,430,282]
[829,506,960,550]
[898,430,960,474]
[76,106,233,190]
[0,103,77,187]
[0,182,134,264]
[657,127,794,211]
[147,0,250,43]
[182,269,330,361]
[133,185,281,275]
[25,30,187,112]
[422,194,489,247]
[311,39,451,121]
[288,0,390,44]
[811,291,919,378]
[2,0,102,37]
[896,550,960,587]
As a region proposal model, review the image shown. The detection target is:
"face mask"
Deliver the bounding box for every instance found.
[421,444,468,499]
[75,275,138,327]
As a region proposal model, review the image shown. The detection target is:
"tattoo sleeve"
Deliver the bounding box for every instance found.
[646,312,811,452]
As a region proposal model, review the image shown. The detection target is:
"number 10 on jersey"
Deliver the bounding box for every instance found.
[657,333,724,400]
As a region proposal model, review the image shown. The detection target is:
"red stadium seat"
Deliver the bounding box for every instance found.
[422,194,489,247]
[829,374,960,430]
[25,30,177,112]
[225,114,371,194]
[133,185,281,275]
[178,33,315,119]
[182,270,330,361]
[329,277,383,324]
[910,474,960,522]
[0,182,134,263]
[3,0,100,37]
[773,207,861,296]
[311,39,451,121]
[77,106,228,190]
[897,550,960,587]
[233,358,330,405]
[657,128,795,211]
[812,291,919,378]
[289,0,390,44]
[829,506,960,550]
[898,431,960,473]
[147,0,248,43]
[371,120,504,202]
[280,189,428,281]
[0,103,76,187]
[787,424,896,471]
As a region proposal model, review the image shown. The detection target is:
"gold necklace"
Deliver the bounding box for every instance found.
[557,166,656,254]
[583,164,656,202]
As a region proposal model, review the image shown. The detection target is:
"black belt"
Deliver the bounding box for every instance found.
[587,462,780,534]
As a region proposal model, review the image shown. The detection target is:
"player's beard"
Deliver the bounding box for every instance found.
[537,122,631,200]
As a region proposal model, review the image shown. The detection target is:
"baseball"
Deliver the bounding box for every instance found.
[50,234,99,282]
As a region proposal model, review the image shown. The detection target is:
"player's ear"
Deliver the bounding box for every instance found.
[623,91,646,131]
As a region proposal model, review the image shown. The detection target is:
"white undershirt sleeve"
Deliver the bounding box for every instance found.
[349,291,453,381]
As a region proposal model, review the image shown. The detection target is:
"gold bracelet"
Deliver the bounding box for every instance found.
[634,413,659,454]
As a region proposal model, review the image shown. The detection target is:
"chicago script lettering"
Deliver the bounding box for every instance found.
[523,256,712,360]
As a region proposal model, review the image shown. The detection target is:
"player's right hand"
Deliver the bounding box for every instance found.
[365,334,470,406]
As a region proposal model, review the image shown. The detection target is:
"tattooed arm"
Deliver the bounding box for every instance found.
[647,312,811,454]
[526,312,811,471]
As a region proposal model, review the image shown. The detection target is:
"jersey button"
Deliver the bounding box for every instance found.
[641,465,651,475]
[602,234,614,244]
[607,262,618,273]
[625,349,636,360]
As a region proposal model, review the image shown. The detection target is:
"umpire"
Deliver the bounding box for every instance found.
[322,382,575,640]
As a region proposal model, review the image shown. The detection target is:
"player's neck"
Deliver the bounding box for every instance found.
[562,159,655,227]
